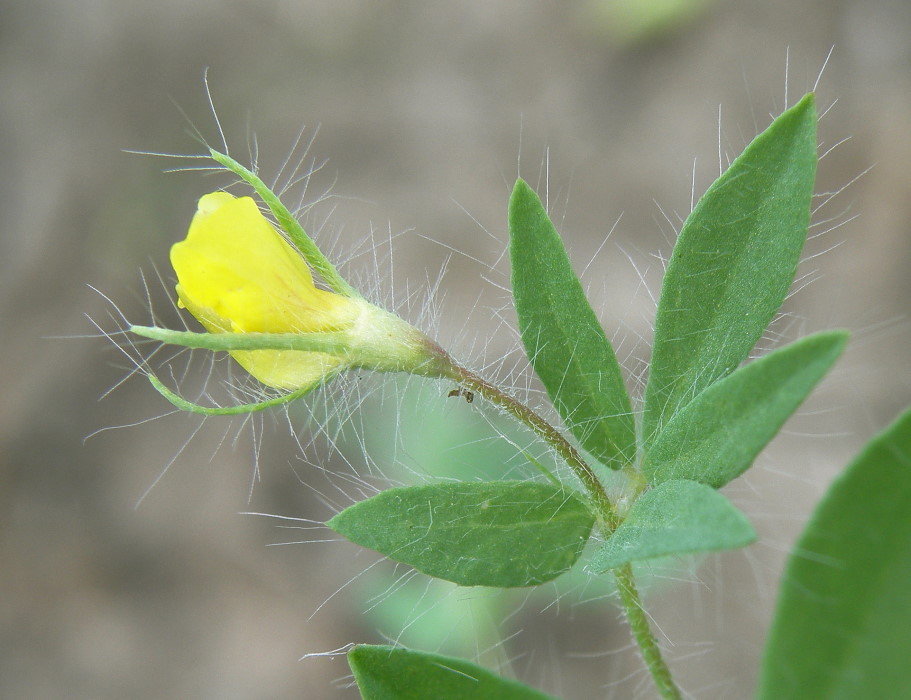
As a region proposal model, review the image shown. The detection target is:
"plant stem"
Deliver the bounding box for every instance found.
[442,359,619,529]
[614,563,683,700]
[438,352,681,698]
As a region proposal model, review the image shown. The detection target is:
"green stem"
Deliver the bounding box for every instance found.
[436,353,680,698]
[439,358,619,530]
[614,563,683,700]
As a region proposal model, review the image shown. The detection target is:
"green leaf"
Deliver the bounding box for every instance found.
[645,330,848,488]
[348,645,559,700]
[327,481,594,587]
[758,405,911,700]
[643,93,818,446]
[590,479,755,572]
[509,179,635,469]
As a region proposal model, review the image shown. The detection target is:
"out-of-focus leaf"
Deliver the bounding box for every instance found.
[758,405,911,699]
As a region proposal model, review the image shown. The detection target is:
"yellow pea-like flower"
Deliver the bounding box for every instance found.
[169,192,448,394]
[171,192,362,390]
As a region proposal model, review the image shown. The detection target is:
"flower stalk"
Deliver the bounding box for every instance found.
[439,359,679,697]
[439,359,620,530]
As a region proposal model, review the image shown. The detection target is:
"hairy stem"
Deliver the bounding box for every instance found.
[436,352,680,698]
[142,301,679,694]
[614,563,683,700]
[437,355,619,531]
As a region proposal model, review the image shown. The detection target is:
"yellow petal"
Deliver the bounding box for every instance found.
[171,192,360,390]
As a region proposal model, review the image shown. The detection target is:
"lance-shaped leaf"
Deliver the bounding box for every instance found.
[327,481,594,587]
[643,94,818,446]
[758,405,911,699]
[348,645,559,700]
[645,330,848,488]
[509,179,635,469]
[590,479,755,572]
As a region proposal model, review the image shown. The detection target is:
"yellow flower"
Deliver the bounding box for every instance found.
[171,192,361,390]
[170,192,449,396]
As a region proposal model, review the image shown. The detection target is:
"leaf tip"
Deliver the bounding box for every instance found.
[789,91,818,125]
[510,177,534,207]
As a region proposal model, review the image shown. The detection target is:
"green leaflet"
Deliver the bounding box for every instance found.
[758,405,911,700]
[509,179,635,469]
[348,645,559,700]
[327,481,594,588]
[645,330,848,488]
[643,93,818,446]
[590,479,755,571]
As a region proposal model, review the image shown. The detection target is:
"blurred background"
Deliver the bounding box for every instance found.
[3,1,910,698]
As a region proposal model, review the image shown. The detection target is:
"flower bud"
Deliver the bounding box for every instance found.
[170,192,448,392]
